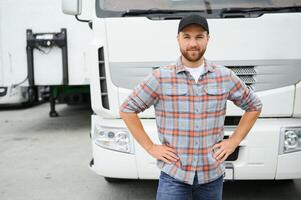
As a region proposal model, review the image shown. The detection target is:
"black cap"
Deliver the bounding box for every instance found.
[178,14,209,34]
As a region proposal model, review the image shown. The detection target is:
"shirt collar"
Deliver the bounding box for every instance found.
[176,56,215,74]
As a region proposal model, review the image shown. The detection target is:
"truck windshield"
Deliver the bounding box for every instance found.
[96,0,301,18]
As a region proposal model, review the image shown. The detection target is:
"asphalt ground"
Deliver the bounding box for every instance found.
[0,103,300,200]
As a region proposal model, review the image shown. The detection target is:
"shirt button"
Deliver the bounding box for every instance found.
[195,108,200,112]
[198,88,202,95]
[195,141,199,145]
[196,125,199,129]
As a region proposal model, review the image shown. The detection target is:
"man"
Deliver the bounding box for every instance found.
[119,14,262,200]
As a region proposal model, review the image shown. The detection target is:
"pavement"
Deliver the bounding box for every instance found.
[0,103,300,200]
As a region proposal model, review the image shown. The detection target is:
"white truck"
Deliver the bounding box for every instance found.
[0,0,92,114]
[63,0,301,182]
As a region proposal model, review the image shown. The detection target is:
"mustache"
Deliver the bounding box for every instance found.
[187,48,200,51]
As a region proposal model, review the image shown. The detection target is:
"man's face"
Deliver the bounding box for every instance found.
[177,24,210,63]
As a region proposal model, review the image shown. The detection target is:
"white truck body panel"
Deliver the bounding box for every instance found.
[0,0,93,87]
[276,151,301,179]
[0,87,28,104]
[294,81,301,117]
[91,13,301,118]
[105,14,300,63]
[0,7,3,86]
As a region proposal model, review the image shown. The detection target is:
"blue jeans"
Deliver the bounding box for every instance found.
[156,171,223,200]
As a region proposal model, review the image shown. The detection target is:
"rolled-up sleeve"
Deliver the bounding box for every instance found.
[119,70,160,113]
[227,70,263,112]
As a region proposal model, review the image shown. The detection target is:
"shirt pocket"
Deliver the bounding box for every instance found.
[162,85,189,113]
[204,85,228,112]
[162,85,188,96]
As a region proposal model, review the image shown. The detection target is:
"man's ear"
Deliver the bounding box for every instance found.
[177,34,180,42]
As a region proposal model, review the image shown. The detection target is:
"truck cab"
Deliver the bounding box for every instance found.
[63,0,301,181]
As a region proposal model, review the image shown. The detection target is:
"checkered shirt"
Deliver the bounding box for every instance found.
[120,57,263,185]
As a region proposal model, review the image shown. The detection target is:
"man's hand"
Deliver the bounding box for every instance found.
[147,144,179,164]
[212,110,261,163]
[212,138,240,163]
[119,112,179,164]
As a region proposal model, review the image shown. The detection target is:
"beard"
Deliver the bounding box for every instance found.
[180,47,206,63]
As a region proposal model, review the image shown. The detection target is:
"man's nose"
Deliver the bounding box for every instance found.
[189,39,198,47]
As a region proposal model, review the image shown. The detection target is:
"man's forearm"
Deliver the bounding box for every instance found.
[230,110,261,144]
[119,111,154,151]
[213,109,261,162]
[120,111,179,164]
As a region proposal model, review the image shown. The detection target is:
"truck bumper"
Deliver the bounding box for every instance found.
[90,141,138,179]
[276,151,301,179]
[91,115,301,180]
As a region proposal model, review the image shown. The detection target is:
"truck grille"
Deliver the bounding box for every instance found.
[98,47,110,109]
[227,66,256,91]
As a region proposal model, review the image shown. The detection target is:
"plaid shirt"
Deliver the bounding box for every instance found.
[120,57,262,185]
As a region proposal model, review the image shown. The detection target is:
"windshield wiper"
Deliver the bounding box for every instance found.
[220,6,301,17]
[122,9,205,17]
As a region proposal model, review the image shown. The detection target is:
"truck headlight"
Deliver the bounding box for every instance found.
[93,126,133,153]
[279,127,301,154]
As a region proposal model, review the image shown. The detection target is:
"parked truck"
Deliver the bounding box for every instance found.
[0,0,93,115]
[63,0,301,182]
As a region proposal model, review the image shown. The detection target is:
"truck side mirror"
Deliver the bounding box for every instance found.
[62,0,82,15]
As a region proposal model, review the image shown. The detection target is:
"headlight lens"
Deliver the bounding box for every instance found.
[280,127,301,154]
[93,126,132,153]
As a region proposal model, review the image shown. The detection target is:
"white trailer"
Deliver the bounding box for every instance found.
[0,0,92,114]
[63,0,301,181]
[0,2,33,106]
